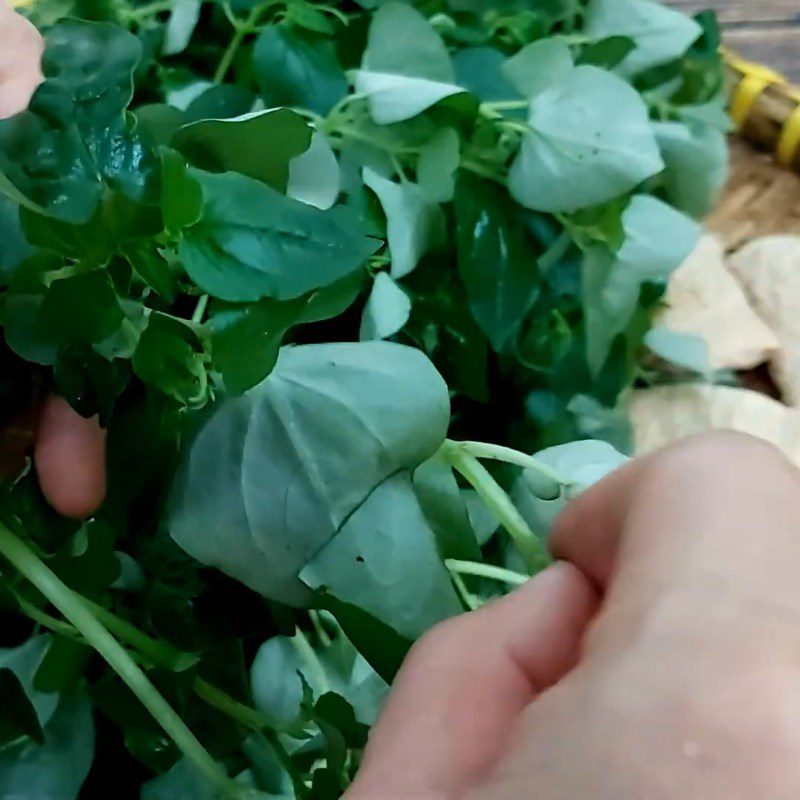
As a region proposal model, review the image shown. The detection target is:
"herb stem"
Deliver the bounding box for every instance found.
[214,1,273,83]
[480,100,529,113]
[441,442,551,574]
[452,440,567,487]
[123,0,175,21]
[450,570,479,611]
[446,559,529,587]
[460,159,505,184]
[192,294,209,324]
[292,628,329,693]
[13,591,82,639]
[0,524,240,799]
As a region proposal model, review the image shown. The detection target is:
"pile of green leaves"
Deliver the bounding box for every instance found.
[0,0,728,796]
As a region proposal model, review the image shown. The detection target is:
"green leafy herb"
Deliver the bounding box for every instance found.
[0,1,726,795]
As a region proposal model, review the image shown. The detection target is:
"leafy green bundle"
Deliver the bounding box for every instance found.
[0,0,727,796]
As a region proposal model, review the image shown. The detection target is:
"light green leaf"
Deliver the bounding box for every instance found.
[0,692,94,800]
[170,342,451,605]
[645,326,710,376]
[502,38,573,100]
[513,440,628,534]
[417,128,460,204]
[509,66,664,213]
[301,472,462,640]
[162,0,201,56]
[363,167,442,279]
[583,194,700,373]
[171,108,312,192]
[287,131,341,211]
[355,3,464,124]
[584,0,702,76]
[653,121,728,217]
[251,636,326,726]
[360,272,411,340]
[179,170,378,302]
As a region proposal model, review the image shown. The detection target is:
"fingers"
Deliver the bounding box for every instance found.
[0,4,43,119]
[551,432,800,638]
[35,396,106,519]
[345,563,597,800]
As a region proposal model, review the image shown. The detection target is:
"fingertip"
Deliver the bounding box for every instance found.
[35,396,106,519]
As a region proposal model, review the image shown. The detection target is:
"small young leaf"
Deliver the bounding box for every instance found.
[583,0,702,76]
[355,3,464,124]
[417,128,460,204]
[583,194,700,373]
[363,167,442,279]
[502,38,573,100]
[359,272,411,341]
[288,131,341,211]
[162,0,201,56]
[653,121,728,217]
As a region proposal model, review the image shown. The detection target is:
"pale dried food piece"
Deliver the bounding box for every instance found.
[630,384,800,466]
[727,236,800,404]
[660,234,779,370]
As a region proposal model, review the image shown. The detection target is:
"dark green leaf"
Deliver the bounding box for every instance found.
[253,24,348,116]
[171,108,312,192]
[179,170,378,302]
[39,271,124,345]
[0,668,45,747]
[455,174,540,351]
[133,314,208,406]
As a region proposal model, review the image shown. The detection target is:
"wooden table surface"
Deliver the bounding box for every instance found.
[669,1,800,81]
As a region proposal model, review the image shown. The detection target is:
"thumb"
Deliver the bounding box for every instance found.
[35,395,106,519]
[346,562,597,800]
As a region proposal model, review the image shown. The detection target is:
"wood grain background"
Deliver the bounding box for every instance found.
[667,1,800,80]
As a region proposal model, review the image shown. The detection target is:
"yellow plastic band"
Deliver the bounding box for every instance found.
[777,104,800,167]
[726,50,788,129]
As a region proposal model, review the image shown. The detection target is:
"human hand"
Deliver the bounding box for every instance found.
[346,433,800,800]
[0,1,42,119]
[0,9,102,518]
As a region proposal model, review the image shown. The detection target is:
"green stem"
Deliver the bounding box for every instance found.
[123,0,175,21]
[0,524,240,799]
[480,100,529,113]
[214,24,249,83]
[453,440,568,487]
[441,442,551,574]
[450,570,479,611]
[85,599,197,672]
[446,559,529,587]
[292,628,329,694]
[192,294,209,325]
[13,591,82,639]
[460,160,506,184]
